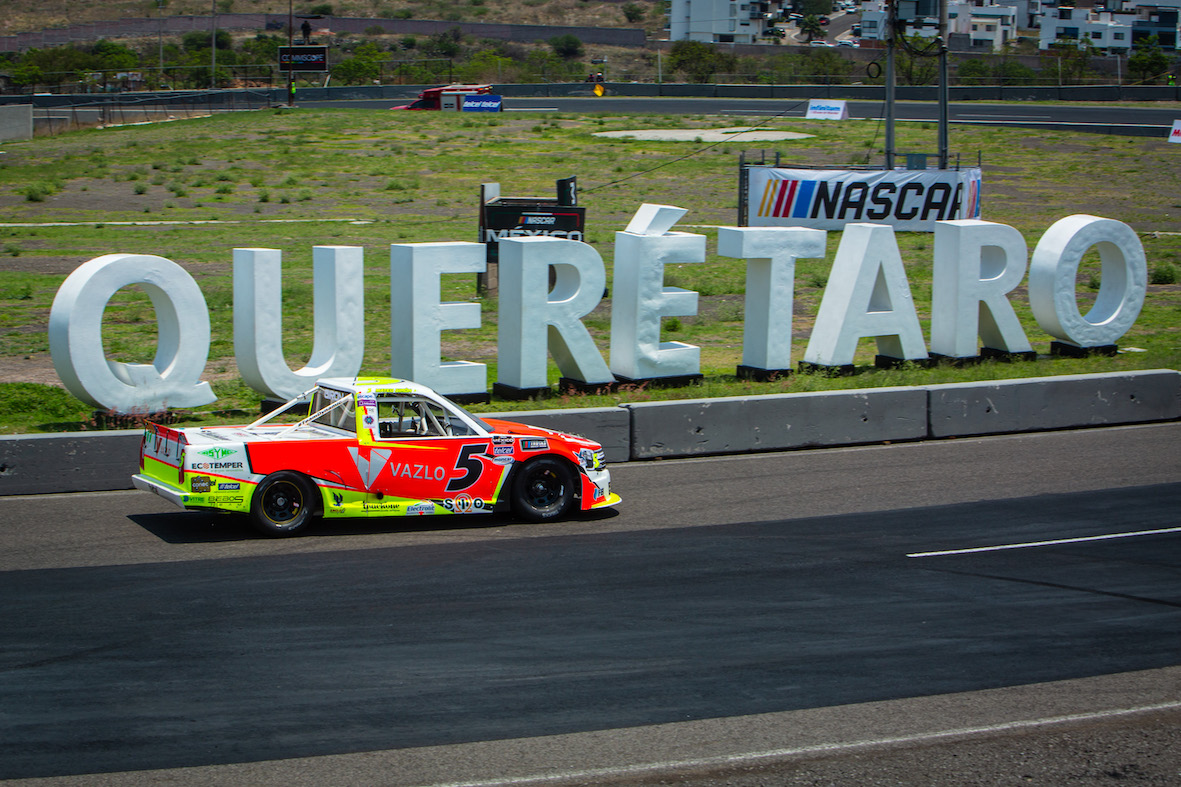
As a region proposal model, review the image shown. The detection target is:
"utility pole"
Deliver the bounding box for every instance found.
[287,0,295,106]
[211,0,217,89]
[157,0,166,86]
[885,0,896,169]
[938,0,949,168]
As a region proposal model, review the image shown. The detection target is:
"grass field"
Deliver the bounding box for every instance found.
[0,106,1178,433]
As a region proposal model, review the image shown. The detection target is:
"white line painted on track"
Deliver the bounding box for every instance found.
[907,526,1181,558]
[504,107,558,111]
[421,701,1181,787]
[958,113,1052,119]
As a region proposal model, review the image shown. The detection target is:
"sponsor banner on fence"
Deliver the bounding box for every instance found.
[805,99,849,120]
[463,95,503,112]
[1169,119,1181,143]
[746,167,982,232]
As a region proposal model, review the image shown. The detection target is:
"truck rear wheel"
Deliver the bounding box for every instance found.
[250,471,317,536]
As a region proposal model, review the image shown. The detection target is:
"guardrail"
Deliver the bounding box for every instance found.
[1,370,1177,496]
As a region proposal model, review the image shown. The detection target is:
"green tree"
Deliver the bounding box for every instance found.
[956,58,1036,85]
[424,28,463,58]
[622,3,645,23]
[549,34,584,60]
[241,34,283,63]
[334,56,380,84]
[1043,38,1096,85]
[333,41,383,84]
[91,40,138,70]
[1128,35,1169,83]
[800,49,854,83]
[895,35,939,85]
[668,39,736,83]
[17,46,96,88]
[956,58,991,84]
[995,59,1036,85]
[799,15,825,42]
[10,62,43,88]
[456,48,513,82]
[182,30,232,52]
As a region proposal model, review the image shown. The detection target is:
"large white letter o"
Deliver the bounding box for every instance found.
[49,254,215,412]
[1028,215,1146,348]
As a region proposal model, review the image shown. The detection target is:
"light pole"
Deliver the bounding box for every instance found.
[937,0,949,168]
[157,0,166,86]
[211,0,217,89]
[287,0,294,106]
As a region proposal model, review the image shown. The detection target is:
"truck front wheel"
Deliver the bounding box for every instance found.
[511,457,575,523]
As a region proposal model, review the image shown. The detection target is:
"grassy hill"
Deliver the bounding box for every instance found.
[1,0,666,38]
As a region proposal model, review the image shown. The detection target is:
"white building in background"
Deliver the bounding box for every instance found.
[858,0,1018,50]
[669,0,789,43]
[1036,1,1179,50]
[1038,6,1135,50]
[962,3,1020,48]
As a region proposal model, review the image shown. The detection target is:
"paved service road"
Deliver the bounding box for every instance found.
[1,424,1179,784]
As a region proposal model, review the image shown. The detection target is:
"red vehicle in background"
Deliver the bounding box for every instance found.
[391,84,493,111]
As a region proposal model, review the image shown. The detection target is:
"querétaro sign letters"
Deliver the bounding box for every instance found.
[48,204,1146,413]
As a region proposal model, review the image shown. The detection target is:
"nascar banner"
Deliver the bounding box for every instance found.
[745,167,982,232]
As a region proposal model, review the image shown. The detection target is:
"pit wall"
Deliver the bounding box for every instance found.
[1,370,1177,496]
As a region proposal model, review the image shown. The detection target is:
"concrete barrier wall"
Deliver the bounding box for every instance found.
[927,370,1181,438]
[626,387,928,459]
[0,371,1177,496]
[0,431,142,495]
[0,104,32,142]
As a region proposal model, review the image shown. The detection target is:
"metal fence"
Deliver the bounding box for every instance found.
[30,89,274,136]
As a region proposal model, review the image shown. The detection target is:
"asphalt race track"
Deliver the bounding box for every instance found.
[1,424,1179,784]
[317,95,1181,137]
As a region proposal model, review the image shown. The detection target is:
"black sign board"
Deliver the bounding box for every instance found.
[477,178,586,294]
[278,46,329,72]
[481,205,587,264]
[479,178,585,267]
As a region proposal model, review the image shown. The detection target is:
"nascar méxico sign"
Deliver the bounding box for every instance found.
[746,167,983,232]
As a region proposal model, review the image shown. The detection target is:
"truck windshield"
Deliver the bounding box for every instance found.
[309,388,356,433]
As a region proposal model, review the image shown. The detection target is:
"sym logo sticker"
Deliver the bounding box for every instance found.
[349,447,391,489]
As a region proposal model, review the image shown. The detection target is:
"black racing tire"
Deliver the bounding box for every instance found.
[250,471,318,536]
[511,456,576,523]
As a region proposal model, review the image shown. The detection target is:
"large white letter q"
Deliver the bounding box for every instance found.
[49,254,215,413]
